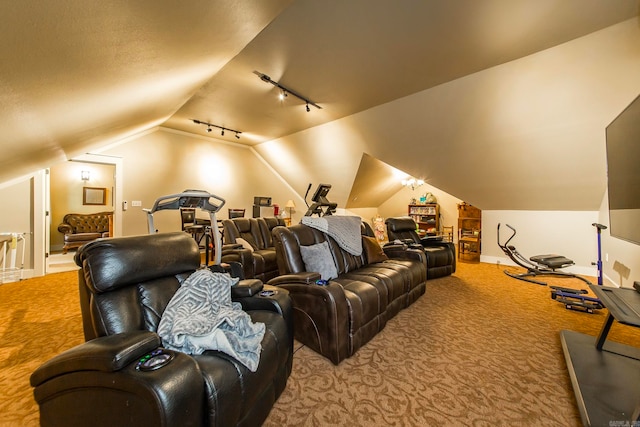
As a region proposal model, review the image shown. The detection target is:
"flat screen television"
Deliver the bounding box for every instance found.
[606,93,640,245]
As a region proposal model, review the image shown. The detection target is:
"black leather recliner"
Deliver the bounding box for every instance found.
[221,217,284,281]
[30,232,293,427]
[385,216,456,279]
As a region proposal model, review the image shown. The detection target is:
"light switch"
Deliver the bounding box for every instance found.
[131,200,142,207]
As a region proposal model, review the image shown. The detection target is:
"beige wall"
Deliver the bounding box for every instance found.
[49,161,115,251]
[100,128,302,236]
[253,18,640,284]
[256,19,640,213]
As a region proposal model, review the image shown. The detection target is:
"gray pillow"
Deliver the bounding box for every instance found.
[300,241,338,280]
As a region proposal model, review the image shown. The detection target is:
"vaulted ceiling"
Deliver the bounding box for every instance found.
[1,0,639,209]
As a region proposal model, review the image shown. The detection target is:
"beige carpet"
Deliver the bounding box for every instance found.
[264,262,640,426]
[1,262,639,426]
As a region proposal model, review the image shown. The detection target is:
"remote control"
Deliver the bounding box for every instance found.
[259,290,276,297]
[136,349,174,371]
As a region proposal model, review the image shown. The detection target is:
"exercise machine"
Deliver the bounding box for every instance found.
[144,190,225,265]
[549,223,607,313]
[303,183,337,217]
[497,223,592,286]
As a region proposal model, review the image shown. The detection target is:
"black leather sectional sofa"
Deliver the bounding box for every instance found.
[269,220,427,365]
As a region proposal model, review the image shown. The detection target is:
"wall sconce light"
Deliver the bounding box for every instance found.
[253,71,321,112]
[81,170,90,181]
[192,119,242,139]
[401,178,424,191]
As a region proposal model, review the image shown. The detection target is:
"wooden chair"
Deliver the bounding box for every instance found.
[180,208,206,246]
[441,226,454,243]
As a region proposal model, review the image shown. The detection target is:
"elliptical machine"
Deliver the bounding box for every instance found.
[303,183,337,217]
[143,190,225,265]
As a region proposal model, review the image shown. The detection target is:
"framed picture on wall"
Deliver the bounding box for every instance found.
[83,187,106,205]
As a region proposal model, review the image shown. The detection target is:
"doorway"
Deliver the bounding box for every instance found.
[35,154,123,275]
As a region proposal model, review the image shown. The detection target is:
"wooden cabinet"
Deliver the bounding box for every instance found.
[458,204,481,262]
[408,204,439,236]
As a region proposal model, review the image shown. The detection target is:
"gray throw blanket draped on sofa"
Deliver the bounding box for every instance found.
[301,215,363,256]
[158,269,265,372]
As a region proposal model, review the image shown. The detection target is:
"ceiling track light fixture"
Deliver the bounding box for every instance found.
[253,71,321,112]
[192,119,241,139]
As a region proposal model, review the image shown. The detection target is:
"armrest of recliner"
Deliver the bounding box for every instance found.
[220,247,255,279]
[383,244,427,264]
[231,279,263,297]
[420,236,445,246]
[221,243,243,251]
[267,272,321,286]
[264,279,349,365]
[234,284,293,331]
[30,331,160,387]
[30,331,206,427]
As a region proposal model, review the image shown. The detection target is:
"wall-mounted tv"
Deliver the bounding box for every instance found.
[606,93,640,245]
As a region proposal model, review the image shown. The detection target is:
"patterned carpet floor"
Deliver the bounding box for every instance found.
[1,261,639,426]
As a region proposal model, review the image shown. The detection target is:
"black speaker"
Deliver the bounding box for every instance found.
[253,196,272,206]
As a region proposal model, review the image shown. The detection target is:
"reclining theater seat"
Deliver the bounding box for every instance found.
[386,216,456,279]
[269,220,427,365]
[222,217,284,281]
[30,232,293,427]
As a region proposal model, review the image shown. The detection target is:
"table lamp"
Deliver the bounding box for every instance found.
[285,200,296,225]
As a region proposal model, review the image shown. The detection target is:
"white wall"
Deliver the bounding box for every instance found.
[482,210,600,278]
[598,191,640,288]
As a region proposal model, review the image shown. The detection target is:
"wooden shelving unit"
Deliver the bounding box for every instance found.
[408,204,439,236]
[457,203,481,262]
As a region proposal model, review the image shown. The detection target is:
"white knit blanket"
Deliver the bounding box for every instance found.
[158,269,265,372]
[301,215,362,256]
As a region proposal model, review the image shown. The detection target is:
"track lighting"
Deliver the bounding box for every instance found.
[254,71,321,112]
[192,119,241,139]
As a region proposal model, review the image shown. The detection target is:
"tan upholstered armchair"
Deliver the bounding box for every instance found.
[57,211,113,253]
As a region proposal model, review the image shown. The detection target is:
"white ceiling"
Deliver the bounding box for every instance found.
[1,0,638,209]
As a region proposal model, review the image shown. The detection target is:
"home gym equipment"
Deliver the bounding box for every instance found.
[592,222,607,286]
[304,183,337,217]
[548,223,607,313]
[550,286,603,314]
[497,223,592,286]
[144,190,226,264]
